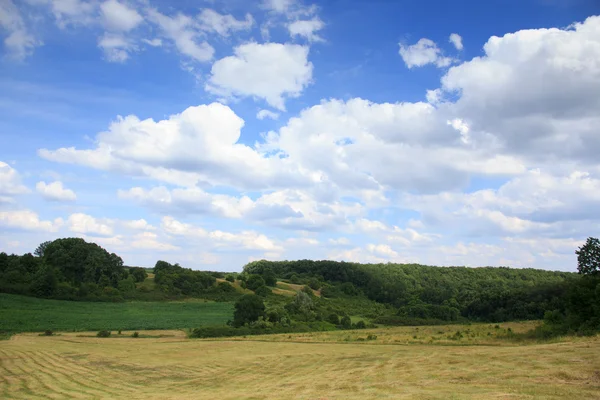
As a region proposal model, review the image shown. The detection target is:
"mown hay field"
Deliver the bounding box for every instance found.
[0,294,233,332]
[1,323,599,399]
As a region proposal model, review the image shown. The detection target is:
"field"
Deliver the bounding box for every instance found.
[1,323,599,399]
[0,294,233,332]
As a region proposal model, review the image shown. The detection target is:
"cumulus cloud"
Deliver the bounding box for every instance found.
[0,162,29,199]
[449,33,463,50]
[68,213,113,236]
[399,38,454,68]
[0,210,63,232]
[36,181,77,201]
[39,102,311,190]
[206,42,313,110]
[162,216,282,252]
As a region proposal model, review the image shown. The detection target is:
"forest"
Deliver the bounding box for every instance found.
[1,237,599,337]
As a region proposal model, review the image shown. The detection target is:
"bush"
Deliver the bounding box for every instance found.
[367,334,377,340]
[41,330,53,336]
[225,274,235,283]
[290,274,300,284]
[340,315,352,329]
[96,330,111,338]
[132,332,139,338]
[354,320,367,329]
[217,281,236,292]
[254,285,271,297]
[326,313,340,325]
[246,275,266,291]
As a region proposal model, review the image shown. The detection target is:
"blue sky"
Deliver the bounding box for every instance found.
[1,0,599,271]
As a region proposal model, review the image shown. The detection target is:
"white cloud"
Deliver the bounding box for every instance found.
[120,218,155,231]
[131,231,179,251]
[98,32,136,62]
[147,8,214,62]
[0,0,40,60]
[197,9,253,36]
[449,33,463,50]
[47,0,97,28]
[68,213,113,236]
[439,16,600,164]
[36,181,77,201]
[399,38,454,68]
[206,42,313,110]
[0,162,29,198]
[256,109,280,120]
[161,216,282,252]
[0,210,63,232]
[288,17,324,42]
[100,0,143,32]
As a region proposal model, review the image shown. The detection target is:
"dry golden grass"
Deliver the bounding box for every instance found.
[1,323,599,399]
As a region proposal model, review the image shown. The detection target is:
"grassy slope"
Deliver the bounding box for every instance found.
[1,324,599,399]
[0,293,233,332]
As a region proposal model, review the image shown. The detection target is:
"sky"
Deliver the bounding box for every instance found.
[1,0,599,272]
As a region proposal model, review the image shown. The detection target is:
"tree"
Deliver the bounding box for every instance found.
[34,241,51,257]
[233,294,265,327]
[225,274,235,283]
[254,285,271,297]
[576,237,600,276]
[246,274,266,291]
[130,267,148,283]
[340,315,352,329]
[263,269,277,287]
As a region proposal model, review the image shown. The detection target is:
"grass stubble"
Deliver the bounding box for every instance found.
[1,322,599,399]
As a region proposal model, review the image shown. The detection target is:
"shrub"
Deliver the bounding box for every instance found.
[246,275,266,291]
[132,332,139,338]
[354,320,367,329]
[254,285,271,297]
[42,330,53,336]
[290,274,300,284]
[367,334,377,340]
[326,313,340,325]
[340,315,352,329]
[97,330,111,338]
[118,330,122,335]
[225,274,235,283]
[217,281,236,292]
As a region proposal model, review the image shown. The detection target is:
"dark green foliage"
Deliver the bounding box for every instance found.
[308,278,321,290]
[130,267,148,283]
[290,274,300,284]
[233,294,265,327]
[190,321,336,338]
[246,274,266,291]
[217,281,236,292]
[340,315,352,329]
[132,332,139,338]
[242,259,574,323]
[254,285,271,297]
[42,330,53,336]
[326,313,340,325]
[96,330,111,337]
[225,274,235,283]
[34,241,51,257]
[576,237,600,276]
[354,320,366,329]
[117,277,136,293]
[30,266,57,298]
[153,260,216,296]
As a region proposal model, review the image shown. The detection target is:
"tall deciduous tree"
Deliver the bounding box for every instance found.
[233,294,265,327]
[576,237,600,276]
